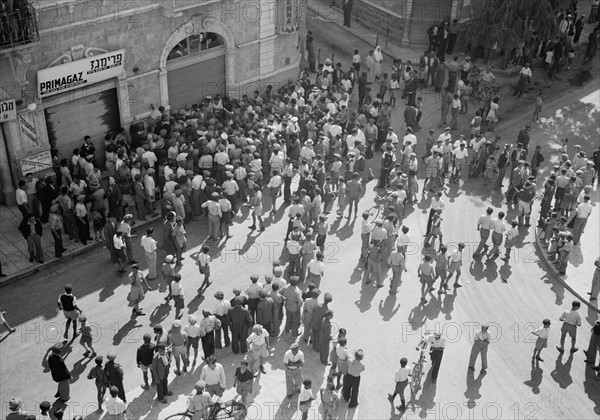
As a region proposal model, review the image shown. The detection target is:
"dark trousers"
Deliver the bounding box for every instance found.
[342,373,361,406]
[76,218,89,245]
[156,375,169,401]
[18,203,28,221]
[214,315,230,348]
[201,331,215,358]
[52,229,64,257]
[426,208,436,236]
[446,33,457,54]
[231,328,249,354]
[112,380,126,402]
[284,177,292,202]
[248,298,260,323]
[430,348,444,381]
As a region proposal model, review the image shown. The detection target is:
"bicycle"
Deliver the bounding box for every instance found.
[164,399,247,420]
[410,339,429,399]
[368,188,396,222]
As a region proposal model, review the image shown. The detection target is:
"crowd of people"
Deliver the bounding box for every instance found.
[5,3,600,419]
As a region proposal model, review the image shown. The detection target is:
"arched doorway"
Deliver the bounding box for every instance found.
[166,32,226,110]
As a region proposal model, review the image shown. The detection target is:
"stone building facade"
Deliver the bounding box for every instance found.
[0,0,307,204]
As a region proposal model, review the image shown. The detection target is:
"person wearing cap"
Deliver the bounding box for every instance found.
[318,310,335,364]
[281,277,304,336]
[187,379,217,419]
[168,320,189,375]
[140,228,158,280]
[284,342,305,397]
[7,397,30,420]
[213,291,232,349]
[468,325,490,373]
[136,333,155,390]
[200,310,221,359]
[104,351,126,403]
[531,319,552,362]
[47,343,71,402]
[87,355,110,410]
[151,344,172,403]
[557,301,582,353]
[161,255,176,301]
[343,349,365,408]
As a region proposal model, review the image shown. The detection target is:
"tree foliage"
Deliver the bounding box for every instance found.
[465,0,573,49]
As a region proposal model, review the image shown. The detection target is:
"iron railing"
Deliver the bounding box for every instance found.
[0,3,39,50]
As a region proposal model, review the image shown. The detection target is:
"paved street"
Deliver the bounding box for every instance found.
[2,14,600,420]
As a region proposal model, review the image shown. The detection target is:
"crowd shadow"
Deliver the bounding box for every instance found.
[583,364,600,415]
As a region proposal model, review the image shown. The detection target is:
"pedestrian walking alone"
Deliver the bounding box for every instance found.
[468,325,490,373]
[388,357,411,412]
[342,349,365,408]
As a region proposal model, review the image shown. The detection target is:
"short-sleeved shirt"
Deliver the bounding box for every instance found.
[284,349,304,368]
[395,366,411,382]
[560,309,581,326]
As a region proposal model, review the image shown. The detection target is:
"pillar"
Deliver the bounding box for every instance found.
[401,0,413,47]
[0,126,16,205]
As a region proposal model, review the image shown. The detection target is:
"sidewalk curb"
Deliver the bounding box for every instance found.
[0,216,161,289]
[534,227,599,313]
[306,3,410,62]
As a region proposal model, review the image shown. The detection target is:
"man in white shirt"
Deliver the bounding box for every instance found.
[283,342,304,398]
[473,207,494,258]
[421,332,446,384]
[572,195,592,245]
[531,319,551,362]
[557,301,582,353]
[113,231,127,273]
[16,180,29,221]
[105,386,127,417]
[140,228,158,280]
[388,357,411,411]
[387,128,399,146]
[487,211,506,260]
[437,127,452,143]
[448,242,465,288]
[425,192,445,237]
[452,142,469,180]
[468,325,490,372]
[402,127,417,148]
[199,355,226,396]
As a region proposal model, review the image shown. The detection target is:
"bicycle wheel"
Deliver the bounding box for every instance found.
[163,413,192,420]
[410,364,422,398]
[210,401,247,420]
[368,205,380,222]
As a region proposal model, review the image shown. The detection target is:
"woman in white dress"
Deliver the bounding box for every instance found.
[373,46,384,78]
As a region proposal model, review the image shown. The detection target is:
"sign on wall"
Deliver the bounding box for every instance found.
[19,149,52,176]
[0,99,17,122]
[37,50,125,99]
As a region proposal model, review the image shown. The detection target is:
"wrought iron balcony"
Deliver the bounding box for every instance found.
[0,3,40,51]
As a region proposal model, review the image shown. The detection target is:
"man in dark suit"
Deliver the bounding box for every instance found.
[40,176,58,223]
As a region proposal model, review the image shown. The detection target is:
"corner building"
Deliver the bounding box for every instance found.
[0,0,306,204]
